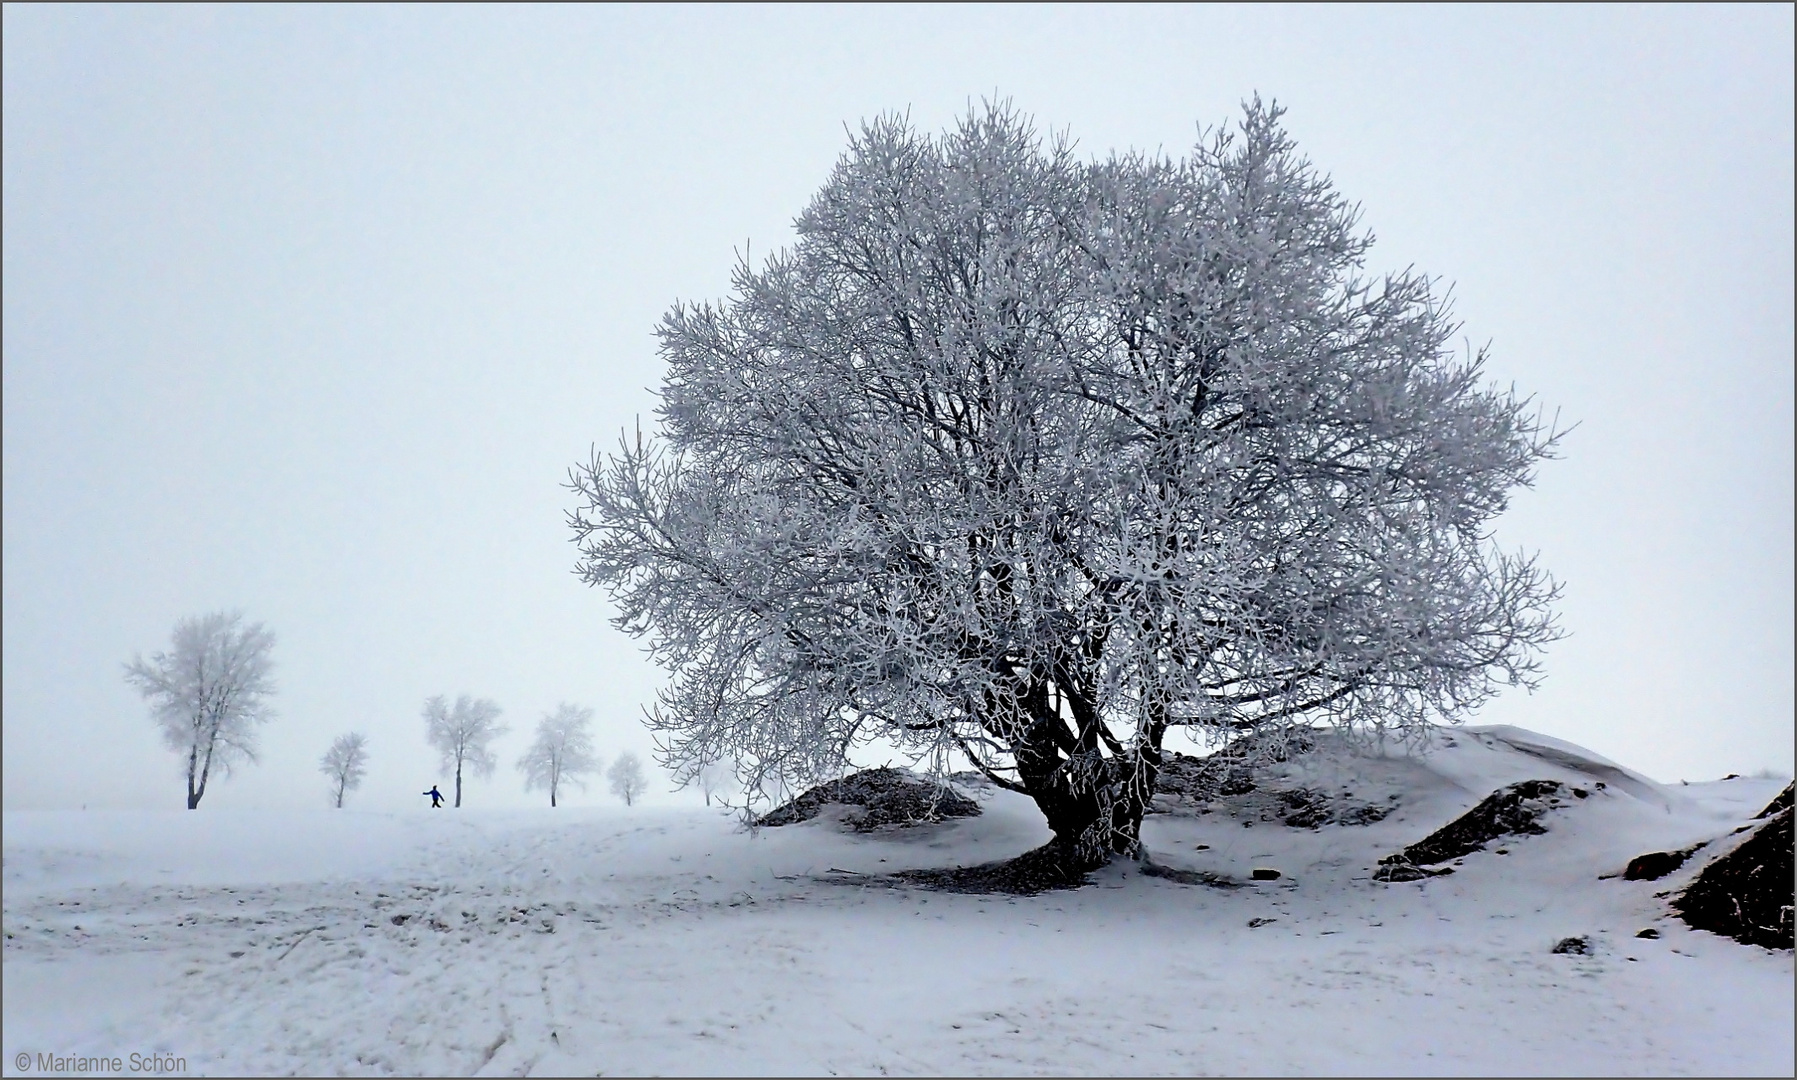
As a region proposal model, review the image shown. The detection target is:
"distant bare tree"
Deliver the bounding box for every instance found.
[124,611,277,810]
[695,758,733,807]
[517,703,601,807]
[423,694,507,808]
[319,732,370,808]
[607,751,648,806]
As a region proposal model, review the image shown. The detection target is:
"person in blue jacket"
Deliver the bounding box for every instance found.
[424,784,444,808]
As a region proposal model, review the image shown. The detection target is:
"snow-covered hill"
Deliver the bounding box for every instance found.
[4,727,1790,1076]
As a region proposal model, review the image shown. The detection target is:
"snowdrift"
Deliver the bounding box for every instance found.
[1140,724,1792,953]
[3,726,1791,1076]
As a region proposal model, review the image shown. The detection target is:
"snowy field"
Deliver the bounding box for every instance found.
[3,728,1791,1077]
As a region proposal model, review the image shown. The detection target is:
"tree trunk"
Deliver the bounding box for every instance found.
[186,744,201,810]
[455,756,464,808]
[190,737,215,810]
[1016,743,1158,874]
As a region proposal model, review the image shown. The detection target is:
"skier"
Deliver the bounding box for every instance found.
[424,784,444,808]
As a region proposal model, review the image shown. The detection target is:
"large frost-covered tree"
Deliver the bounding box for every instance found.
[517,703,601,807]
[423,694,507,808]
[569,100,1563,874]
[124,611,277,810]
[320,732,369,809]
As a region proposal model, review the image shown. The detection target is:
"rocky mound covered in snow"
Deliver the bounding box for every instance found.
[754,767,982,832]
[752,730,1796,956]
[1156,725,1792,952]
[1156,729,1316,799]
[1671,784,1795,950]
[1374,779,1591,881]
[1154,729,1396,829]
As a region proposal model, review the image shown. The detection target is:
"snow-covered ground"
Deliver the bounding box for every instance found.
[4,728,1791,1076]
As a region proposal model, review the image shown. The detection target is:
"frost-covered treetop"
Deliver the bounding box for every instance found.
[569,99,1563,867]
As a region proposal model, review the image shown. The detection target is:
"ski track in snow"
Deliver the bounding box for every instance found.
[4,731,1792,1077]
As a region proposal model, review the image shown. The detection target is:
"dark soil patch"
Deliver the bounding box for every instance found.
[1155,733,1392,829]
[890,842,1091,895]
[838,848,1246,896]
[1279,788,1392,829]
[1673,807,1794,950]
[1551,935,1592,955]
[1371,860,1454,882]
[1624,846,1699,881]
[1337,803,1394,826]
[1155,753,1251,801]
[754,768,981,832]
[1388,779,1574,866]
[1137,861,1246,889]
[1279,789,1333,828]
[1757,782,1793,819]
[1155,729,1318,804]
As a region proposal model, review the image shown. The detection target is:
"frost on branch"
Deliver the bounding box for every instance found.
[568,99,1565,872]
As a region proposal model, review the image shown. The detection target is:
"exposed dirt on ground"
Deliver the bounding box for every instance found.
[1399,779,1583,865]
[1622,846,1699,881]
[887,842,1091,895]
[1153,731,1395,829]
[1371,779,1586,882]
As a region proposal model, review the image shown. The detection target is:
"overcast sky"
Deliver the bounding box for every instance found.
[4,4,1791,813]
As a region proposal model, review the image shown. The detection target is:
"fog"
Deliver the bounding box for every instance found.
[4,5,1790,812]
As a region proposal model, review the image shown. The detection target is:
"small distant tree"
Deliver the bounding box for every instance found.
[124,611,277,810]
[518,703,601,807]
[695,758,733,807]
[423,694,507,808]
[320,732,370,808]
[607,751,648,806]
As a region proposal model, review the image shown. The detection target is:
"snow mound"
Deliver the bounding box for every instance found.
[754,767,981,831]
[1674,807,1795,950]
[1157,729,1318,799]
[1373,779,1589,881]
[1461,725,1670,806]
[1153,723,1671,841]
[1155,730,1395,828]
[1397,778,1590,864]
